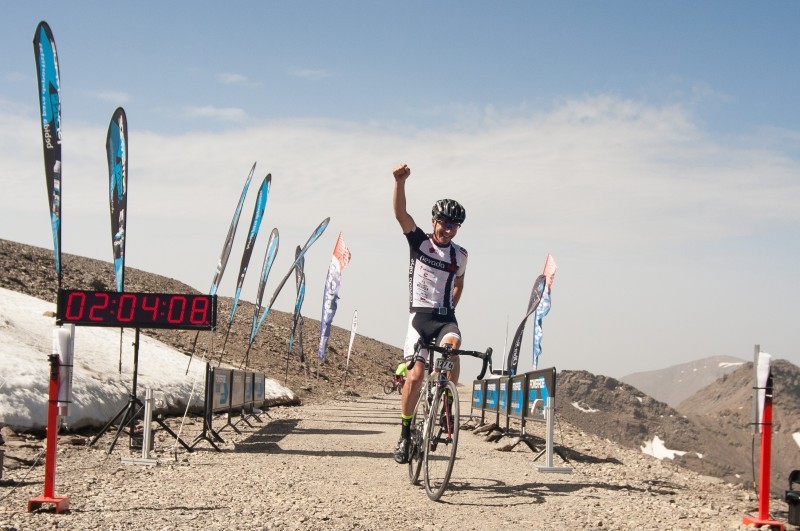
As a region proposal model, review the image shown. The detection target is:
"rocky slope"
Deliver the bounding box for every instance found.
[555,366,800,498]
[0,238,402,406]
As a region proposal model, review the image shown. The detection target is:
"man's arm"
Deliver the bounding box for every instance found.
[393,164,416,234]
[452,274,465,307]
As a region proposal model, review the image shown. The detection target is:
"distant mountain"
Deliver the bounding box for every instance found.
[556,360,800,497]
[620,355,746,407]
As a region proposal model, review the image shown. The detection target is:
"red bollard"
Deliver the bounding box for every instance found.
[742,375,783,530]
[27,354,70,513]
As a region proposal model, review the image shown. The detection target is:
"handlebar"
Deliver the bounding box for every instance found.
[407,340,494,380]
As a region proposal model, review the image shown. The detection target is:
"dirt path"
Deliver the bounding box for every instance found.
[0,393,774,530]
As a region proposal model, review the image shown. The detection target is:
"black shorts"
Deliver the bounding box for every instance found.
[403,312,461,362]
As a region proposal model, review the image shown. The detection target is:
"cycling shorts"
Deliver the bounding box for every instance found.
[402,312,461,363]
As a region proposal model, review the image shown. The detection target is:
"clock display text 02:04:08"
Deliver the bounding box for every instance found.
[57,289,217,330]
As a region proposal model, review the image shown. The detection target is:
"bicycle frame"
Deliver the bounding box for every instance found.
[406,339,493,500]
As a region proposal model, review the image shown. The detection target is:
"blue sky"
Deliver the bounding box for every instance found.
[1,2,799,379]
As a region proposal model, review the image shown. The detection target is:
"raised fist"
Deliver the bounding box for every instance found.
[392,164,410,181]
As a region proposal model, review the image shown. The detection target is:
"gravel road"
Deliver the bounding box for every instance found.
[0,392,787,530]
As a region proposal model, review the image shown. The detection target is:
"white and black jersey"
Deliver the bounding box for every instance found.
[405,226,468,312]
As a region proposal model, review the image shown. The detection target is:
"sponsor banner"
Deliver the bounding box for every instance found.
[253,217,329,344]
[210,163,255,296]
[250,228,279,343]
[211,368,231,412]
[485,379,499,412]
[186,165,255,369]
[33,21,63,283]
[498,377,510,418]
[345,310,358,372]
[532,254,557,369]
[106,108,128,292]
[244,372,254,404]
[318,233,351,361]
[524,367,556,421]
[228,173,271,325]
[230,369,246,409]
[506,274,547,376]
[288,245,306,361]
[509,374,526,419]
[253,372,265,407]
[471,380,486,410]
[755,351,771,434]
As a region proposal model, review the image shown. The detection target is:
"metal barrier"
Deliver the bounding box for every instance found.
[190,364,267,451]
[470,367,570,473]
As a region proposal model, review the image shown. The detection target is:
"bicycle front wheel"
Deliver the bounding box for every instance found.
[407,386,429,485]
[423,380,460,501]
[384,381,395,394]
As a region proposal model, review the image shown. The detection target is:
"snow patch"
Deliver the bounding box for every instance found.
[641,435,687,460]
[0,287,295,430]
[636,396,643,403]
[571,401,598,413]
[719,362,745,368]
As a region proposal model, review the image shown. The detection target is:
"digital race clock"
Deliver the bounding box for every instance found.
[57,289,217,330]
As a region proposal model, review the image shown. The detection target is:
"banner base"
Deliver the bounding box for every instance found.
[28,495,70,514]
[121,457,159,467]
[742,514,784,530]
[536,466,572,474]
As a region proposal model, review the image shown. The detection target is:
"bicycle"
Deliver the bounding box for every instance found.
[384,376,406,395]
[406,339,492,501]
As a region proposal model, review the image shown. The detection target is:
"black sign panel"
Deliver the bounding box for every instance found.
[485,379,499,413]
[509,373,527,419]
[244,372,254,405]
[211,368,231,412]
[231,370,246,409]
[471,380,485,411]
[524,367,556,421]
[57,289,216,330]
[254,373,265,407]
[497,377,510,418]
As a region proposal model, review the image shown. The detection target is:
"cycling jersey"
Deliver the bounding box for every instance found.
[405,226,467,312]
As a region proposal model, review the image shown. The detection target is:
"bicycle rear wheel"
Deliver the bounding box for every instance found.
[423,380,460,501]
[407,387,428,484]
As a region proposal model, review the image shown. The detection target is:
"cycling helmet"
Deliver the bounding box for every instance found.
[432,199,466,224]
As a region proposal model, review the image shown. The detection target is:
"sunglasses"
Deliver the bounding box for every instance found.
[436,218,460,230]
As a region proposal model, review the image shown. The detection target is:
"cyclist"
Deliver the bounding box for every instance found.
[394,361,408,390]
[391,163,468,464]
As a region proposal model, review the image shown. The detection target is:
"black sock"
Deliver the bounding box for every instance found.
[401,414,412,439]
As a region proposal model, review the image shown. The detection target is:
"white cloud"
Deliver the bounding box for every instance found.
[86,90,131,104]
[184,105,247,123]
[290,68,334,81]
[216,73,257,86]
[4,72,27,83]
[2,94,799,379]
